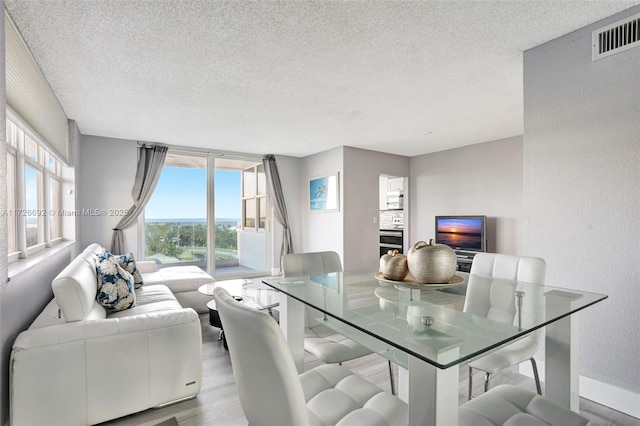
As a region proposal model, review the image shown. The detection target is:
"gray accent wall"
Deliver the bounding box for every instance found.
[409,136,524,255]
[343,147,410,270]
[0,246,75,425]
[299,147,345,259]
[523,5,640,401]
[297,146,410,271]
[267,154,302,271]
[77,135,139,256]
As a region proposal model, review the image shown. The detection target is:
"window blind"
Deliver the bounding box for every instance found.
[5,11,69,165]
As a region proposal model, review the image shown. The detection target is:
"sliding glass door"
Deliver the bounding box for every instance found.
[144,153,208,269]
[143,151,269,278]
[213,158,268,277]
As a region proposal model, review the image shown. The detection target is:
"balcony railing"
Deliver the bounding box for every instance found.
[145,220,243,272]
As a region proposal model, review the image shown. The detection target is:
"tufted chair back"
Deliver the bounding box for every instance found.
[463,252,547,399]
[468,252,546,284]
[281,251,343,277]
[214,287,310,426]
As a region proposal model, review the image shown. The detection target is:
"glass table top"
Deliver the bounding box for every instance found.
[199,279,280,310]
[263,270,607,369]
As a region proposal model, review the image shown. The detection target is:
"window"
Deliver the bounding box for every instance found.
[47,150,62,241]
[24,164,44,247]
[242,164,267,231]
[5,117,65,261]
[143,151,269,278]
[6,141,17,255]
[144,153,208,270]
[49,180,62,239]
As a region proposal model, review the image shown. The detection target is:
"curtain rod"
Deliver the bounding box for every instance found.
[136,141,264,160]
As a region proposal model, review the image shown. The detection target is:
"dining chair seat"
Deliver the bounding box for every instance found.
[301,364,407,425]
[459,384,593,426]
[304,323,374,364]
[213,286,408,426]
[468,336,539,375]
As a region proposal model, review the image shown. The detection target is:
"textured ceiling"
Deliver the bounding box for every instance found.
[5,1,639,157]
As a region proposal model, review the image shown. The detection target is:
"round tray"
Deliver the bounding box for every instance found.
[374,272,464,288]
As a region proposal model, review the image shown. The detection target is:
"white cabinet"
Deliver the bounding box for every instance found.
[387,177,404,191]
[380,177,405,210]
[379,177,388,210]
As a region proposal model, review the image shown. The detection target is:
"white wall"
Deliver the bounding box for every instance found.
[78,135,139,256]
[409,136,524,255]
[343,147,409,270]
[299,147,345,258]
[523,5,640,411]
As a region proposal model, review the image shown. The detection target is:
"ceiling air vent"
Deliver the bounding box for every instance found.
[592,12,640,61]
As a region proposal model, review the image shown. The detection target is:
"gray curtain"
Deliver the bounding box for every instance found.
[263,154,293,260]
[111,144,168,254]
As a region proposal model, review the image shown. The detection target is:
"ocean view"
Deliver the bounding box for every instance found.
[145,218,239,227]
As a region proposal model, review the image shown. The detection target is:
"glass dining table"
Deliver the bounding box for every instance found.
[262,270,607,426]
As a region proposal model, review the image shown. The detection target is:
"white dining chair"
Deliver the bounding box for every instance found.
[459,383,594,425]
[464,252,546,400]
[282,251,396,394]
[213,286,408,425]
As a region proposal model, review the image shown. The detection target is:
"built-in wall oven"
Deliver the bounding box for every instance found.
[379,229,403,257]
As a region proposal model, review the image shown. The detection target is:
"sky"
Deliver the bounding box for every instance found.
[436,218,483,234]
[145,167,241,220]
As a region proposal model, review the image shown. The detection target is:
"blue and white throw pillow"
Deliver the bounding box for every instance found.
[96,250,136,312]
[114,252,144,289]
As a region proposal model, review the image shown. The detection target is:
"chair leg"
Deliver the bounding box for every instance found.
[468,366,474,400]
[387,360,396,396]
[483,372,491,393]
[530,357,542,395]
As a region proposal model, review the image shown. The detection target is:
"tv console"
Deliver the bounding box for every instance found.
[455,250,478,273]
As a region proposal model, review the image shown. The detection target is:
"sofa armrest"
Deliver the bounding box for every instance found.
[136,260,159,273]
[11,308,202,425]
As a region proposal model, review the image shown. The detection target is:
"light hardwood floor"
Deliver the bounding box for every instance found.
[101,313,639,426]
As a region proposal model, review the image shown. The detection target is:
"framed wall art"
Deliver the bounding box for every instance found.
[309,173,339,212]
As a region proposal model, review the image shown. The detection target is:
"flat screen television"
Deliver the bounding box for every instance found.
[435,215,486,253]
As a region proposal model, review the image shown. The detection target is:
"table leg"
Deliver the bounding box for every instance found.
[397,346,460,425]
[394,286,462,425]
[279,293,305,373]
[545,290,581,412]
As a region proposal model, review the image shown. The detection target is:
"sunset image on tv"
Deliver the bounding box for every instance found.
[436,217,483,250]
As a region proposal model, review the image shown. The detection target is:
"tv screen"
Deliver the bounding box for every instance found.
[435,216,486,252]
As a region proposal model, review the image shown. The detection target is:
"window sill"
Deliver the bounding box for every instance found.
[8,240,75,281]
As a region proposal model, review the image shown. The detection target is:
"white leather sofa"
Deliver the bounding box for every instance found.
[136,258,215,313]
[10,244,203,426]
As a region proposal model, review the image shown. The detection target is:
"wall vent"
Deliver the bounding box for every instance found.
[592,13,640,61]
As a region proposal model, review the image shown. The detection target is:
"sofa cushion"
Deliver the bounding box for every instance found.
[114,252,144,289]
[139,271,165,287]
[108,285,182,318]
[96,250,136,312]
[156,265,215,293]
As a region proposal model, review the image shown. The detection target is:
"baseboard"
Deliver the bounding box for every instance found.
[519,362,640,419]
